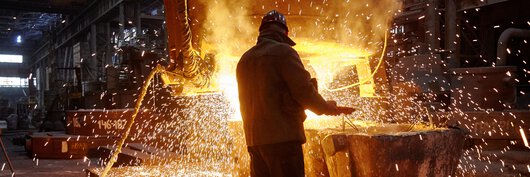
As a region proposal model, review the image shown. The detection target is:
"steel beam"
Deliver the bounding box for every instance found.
[0,0,85,14]
[89,24,97,81]
[29,0,124,69]
[119,3,125,46]
[457,0,509,12]
[425,0,441,51]
[445,0,460,68]
[54,0,124,49]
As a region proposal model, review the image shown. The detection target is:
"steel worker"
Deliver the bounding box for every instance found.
[236,10,355,177]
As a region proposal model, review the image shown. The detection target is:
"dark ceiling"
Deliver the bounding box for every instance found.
[0,0,87,54]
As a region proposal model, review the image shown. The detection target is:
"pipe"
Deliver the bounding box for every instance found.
[0,137,15,176]
[100,65,166,177]
[174,0,213,87]
[445,0,460,68]
[496,28,530,66]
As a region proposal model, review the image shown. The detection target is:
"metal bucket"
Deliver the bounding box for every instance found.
[321,125,465,177]
[229,121,465,177]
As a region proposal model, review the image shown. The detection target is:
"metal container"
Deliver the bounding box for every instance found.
[65,109,158,136]
[228,121,465,177]
[450,66,517,111]
[322,126,465,177]
[29,132,118,159]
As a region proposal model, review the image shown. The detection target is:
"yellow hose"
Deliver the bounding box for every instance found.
[324,31,389,92]
[99,65,165,177]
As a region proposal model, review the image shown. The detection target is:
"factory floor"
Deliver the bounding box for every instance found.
[0,129,95,177]
[0,130,528,177]
[458,145,530,177]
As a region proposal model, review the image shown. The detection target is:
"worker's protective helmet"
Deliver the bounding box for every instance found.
[259,10,288,32]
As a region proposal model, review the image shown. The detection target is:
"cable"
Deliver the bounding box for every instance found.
[324,31,389,92]
[99,65,164,177]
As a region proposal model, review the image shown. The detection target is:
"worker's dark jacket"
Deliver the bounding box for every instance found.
[237,29,333,146]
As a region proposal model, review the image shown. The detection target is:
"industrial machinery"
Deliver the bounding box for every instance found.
[20,0,529,176]
[92,0,467,176]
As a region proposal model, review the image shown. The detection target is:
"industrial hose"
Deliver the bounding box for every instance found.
[175,0,214,88]
[99,65,165,177]
[100,0,215,175]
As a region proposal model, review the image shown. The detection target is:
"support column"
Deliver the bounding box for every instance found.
[426,0,440,52]
[106,22,113,65]
[90,24,97,81]
[119,3,125,47]
[445,0,460,68]
[135,0,142,35]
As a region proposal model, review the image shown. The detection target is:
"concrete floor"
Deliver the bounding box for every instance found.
[458,149,530,177]
[0,130,95,177]
[0,129,528,177]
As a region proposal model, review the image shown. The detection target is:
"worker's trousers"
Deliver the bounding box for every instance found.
[247,141,304,177]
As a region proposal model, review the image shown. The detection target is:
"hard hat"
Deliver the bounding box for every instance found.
[259,10,288,32]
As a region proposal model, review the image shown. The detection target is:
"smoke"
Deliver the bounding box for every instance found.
[189,0,402,120]
[285,0,402,53]
[196,0,402,56]
[333,0,402,52]
[198,0,254,56]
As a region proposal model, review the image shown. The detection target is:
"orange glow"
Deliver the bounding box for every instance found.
[215,54,241,120]
[210,38,377,121]
[178,0,402,121]
[294,38,377,97]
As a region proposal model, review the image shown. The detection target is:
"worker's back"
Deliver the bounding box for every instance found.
[237,10,353,177]
[237,32,307,147]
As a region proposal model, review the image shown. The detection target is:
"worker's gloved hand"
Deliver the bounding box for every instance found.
[326,100,338,107]
[325,100,340,116]
[325,101,355,115]
[337,106,355,115]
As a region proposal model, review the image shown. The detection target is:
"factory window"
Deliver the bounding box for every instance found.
[391,25,405,34]
[0,54,23,63]
[0,77,28,87]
